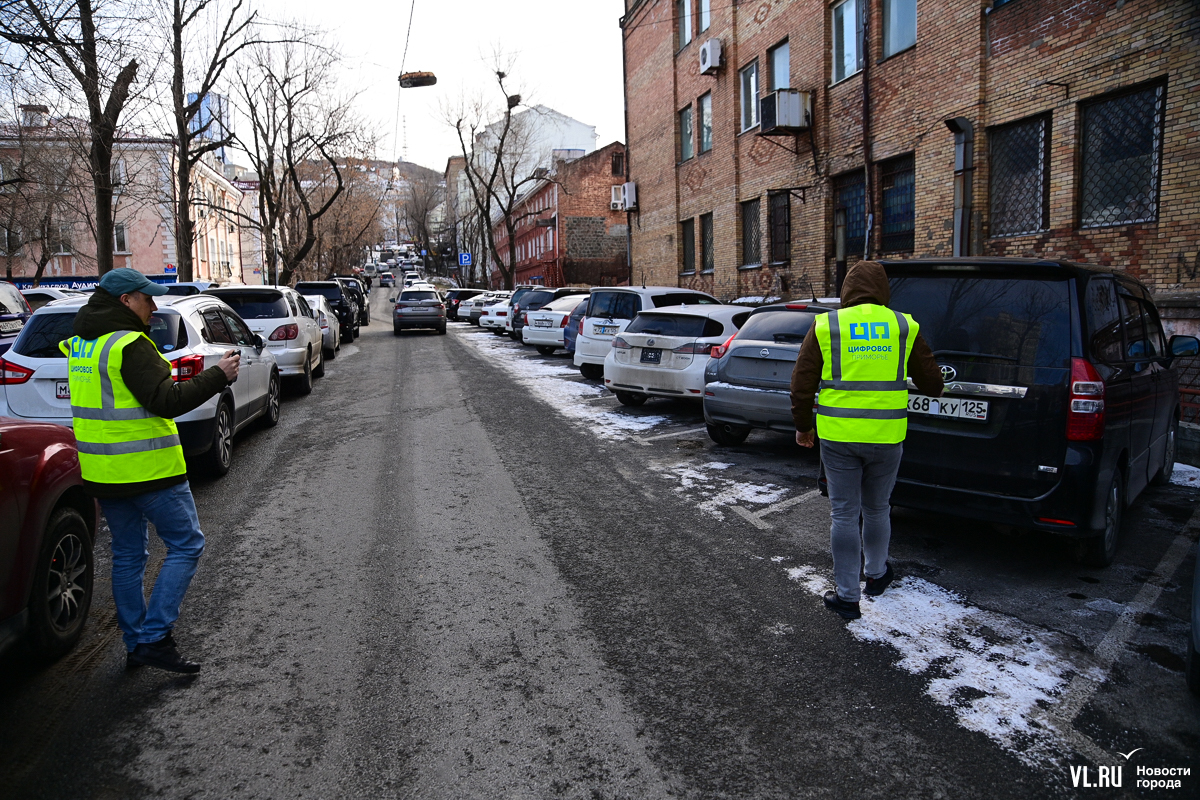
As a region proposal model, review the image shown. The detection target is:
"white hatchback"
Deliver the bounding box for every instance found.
[522,295,587,355]
[574,286,721,380]
[206,286,324,394]
[603,306,749,406]
[0,294,281,476]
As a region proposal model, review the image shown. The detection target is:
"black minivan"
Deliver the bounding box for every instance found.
[882,258,1198,567]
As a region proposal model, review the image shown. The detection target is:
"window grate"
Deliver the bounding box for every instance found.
[1080,84,1164,228]
[700,213,714,273]
[769,192,790,263]
[833,171,866,256]
[879,155,914,252]
[741,199,761,266]
[989,115,1048,237]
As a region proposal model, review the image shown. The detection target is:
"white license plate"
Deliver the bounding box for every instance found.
[533,319,552,328]
[56,380,70,399]
[593,324,618,335]
[0,319,23,334]
[908,394,988,421]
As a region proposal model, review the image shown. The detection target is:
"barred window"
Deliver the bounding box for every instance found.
[989,115,1049,237]
[680,218,696,274]
[1080,84,1164,228]
[879,154,914,252]
[833,171,866,256]
[769,192,790,263]
[700,213,714,273]
[741,198,761,267]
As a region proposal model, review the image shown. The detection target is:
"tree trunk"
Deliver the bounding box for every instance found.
[172,1,195,282]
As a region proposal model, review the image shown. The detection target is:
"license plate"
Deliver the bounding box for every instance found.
[533,319,552,328]
[640,348,662,364]
[593,324,618,336]
[908,394,988,421]
[0,319,23,334]
[56,380,70,399]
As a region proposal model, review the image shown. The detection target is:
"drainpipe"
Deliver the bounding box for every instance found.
[945,116,974,257]
[861,4,873,261]
[620,15,633,287]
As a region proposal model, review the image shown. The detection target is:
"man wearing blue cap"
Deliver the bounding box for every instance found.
[64,268,240,673]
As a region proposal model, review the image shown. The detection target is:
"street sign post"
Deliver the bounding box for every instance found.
[459,253,473,267]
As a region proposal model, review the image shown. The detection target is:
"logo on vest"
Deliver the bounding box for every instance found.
[68,337,98,359]
[846,321,893,359]
[850,322,889,341]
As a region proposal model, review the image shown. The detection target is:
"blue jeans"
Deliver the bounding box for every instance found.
[821,440,904,602]
[99,482,206,651]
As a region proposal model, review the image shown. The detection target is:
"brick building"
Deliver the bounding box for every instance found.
[621,0,1200,300]
[491,142,630,287]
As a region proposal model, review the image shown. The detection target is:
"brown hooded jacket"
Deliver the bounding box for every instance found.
[790,261,943,433]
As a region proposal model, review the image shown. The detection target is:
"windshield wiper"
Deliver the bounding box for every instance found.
[933,349,1019,363]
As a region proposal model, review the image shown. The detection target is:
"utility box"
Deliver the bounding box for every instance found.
[759,89,813,135]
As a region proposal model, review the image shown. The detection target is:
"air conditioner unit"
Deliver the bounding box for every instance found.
[699,39,722,75]
[622,182,638,211]
[759,89,813,135]
[610,185,624,210]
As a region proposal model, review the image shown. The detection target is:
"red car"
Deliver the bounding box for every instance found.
[0,418,98,660]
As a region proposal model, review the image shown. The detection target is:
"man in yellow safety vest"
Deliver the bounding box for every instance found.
[790,261,944,619]
[64,268,239,672]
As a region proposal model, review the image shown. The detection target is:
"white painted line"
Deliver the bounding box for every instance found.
[633,426,709,444]
[731,504,772,530]
[758,489,822,518]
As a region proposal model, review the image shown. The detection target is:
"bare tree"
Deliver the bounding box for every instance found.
[400,170,441,272]
[0,119,80,283]
[0,0,151,275]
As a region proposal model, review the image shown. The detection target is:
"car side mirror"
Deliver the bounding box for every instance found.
[389,297,396,303]
[1169,334,1199,358]
[253,334,264,351]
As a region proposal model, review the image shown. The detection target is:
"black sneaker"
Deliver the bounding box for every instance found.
[864,563,896,597]
[127,634,200,674]
[823,591,862,620]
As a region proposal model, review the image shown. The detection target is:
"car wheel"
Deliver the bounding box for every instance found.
[297,349,314,395]
[312,347,325,378]
[707,422,751,446]
[262,371,281,428]
[28,507,93,660]
[199,400,234,476]
[1076,471,1123,568]
[1151,419,1177,486]
[615,391,647,407]
[509,330,521,341]
[579,363,604,380]
[393,325,402,336]
[324,346,336,361]
[536,346,557,356]
[493,328,507,336]
[438,324,447,335]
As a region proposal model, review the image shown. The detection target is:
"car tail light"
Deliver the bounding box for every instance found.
[578,317,584,335]
[1037,517,1076,526]
[673,342,714,355]
[0,357,34,384]
[709,333,738,360]
[560,314,570,328]
[611,336,632,350]
[523,313,529,325]
[497,311,507,317]
[785,303,809,310]
[269,323,299,341]
[1067,357,1105,441]
[171,354,205,382]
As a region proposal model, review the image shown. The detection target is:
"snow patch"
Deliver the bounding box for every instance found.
[1170,462,1200,488]
[648,459,787,520]
[786,565,1102,766]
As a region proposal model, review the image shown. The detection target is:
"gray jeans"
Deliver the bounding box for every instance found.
[820,440,904,602]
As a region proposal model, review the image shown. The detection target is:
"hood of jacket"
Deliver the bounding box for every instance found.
[73,287,150,340]
[839,260,891,308]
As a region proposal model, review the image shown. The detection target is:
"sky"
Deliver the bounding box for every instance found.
[262,0,628,174]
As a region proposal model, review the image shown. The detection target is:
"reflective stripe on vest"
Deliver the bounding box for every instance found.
[62,330,187,485]
[813,305,917,444]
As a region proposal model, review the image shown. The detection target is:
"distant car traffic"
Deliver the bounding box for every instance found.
[206,286,324,394]
[295,281,360,342]
[445,289,484,321]
[333,277,370,327]
[379,272,396,288]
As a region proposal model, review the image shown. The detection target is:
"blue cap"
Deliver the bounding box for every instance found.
[98,268,169,297]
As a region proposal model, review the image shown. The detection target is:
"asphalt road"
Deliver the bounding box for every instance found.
[1,287,1197,799]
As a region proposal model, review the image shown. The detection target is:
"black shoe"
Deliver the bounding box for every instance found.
[128,634,200,674]
[823,591,862,620]
[864,563,896,597]
[126,632,179,670]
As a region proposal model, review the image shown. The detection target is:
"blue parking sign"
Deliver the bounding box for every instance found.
[459,253,472,267]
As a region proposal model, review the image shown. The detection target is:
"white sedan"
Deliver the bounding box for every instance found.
[603,306,750,406]
[522,295,587,355]
[479,299,513,333]
[303,294,342,360]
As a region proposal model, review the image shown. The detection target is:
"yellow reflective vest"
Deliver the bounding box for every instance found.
[813,305,917,444]
[61,330,187,485]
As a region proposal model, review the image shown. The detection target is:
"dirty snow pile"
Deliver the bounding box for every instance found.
[1170,462,1200,488]
[462,331,669,439]
[786,565,1103,767]
[649,459,787,520]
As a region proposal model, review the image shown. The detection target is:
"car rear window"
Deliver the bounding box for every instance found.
[588,291,639,320]
[650,292,719,308]
[14,311,185,357]
[401,291,438,301]
[214,293,290,319]
[520,291,554,308]
[625,313,725,338]
[889,272,1071,367]
[1,282,30,314]
[737,310,823,343]
[164,285,200,296]
[295,283,343,301]
[543,296,585,312]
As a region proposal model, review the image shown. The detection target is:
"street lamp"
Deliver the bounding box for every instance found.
[399,71,437,88]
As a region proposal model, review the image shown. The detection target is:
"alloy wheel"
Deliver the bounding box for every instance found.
[216,405,233,469]
[46,532,88,631]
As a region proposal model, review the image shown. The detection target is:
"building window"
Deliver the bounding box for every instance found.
[768,41,790,91]
[699,0,711,31]
[679,105,694,162]
[698,92,713,153]
[53,223,72,254]
[680,218,696,274]
[989,115,1049,237]
[700,213,714,273]
[832,0,863,83]
[1080,83,1165,228]
[833,170,867,257]
[677,0,692,49]
[113,222,128,253]
[883,0,917,58]
[111,158,127,188]
[879,154,915,252]
[740,62,759,131]
[741,198,761,267]
[612,151,624,177]
[769,192,790,263]
[1,225,20,255]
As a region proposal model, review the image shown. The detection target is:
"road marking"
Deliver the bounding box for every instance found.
[758,489,822,517]
[633,426,709,445]
[731,504,772,530]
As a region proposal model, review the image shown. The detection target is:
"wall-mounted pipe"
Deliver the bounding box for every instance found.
[945,116,974,257]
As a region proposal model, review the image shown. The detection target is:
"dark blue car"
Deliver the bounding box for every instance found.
[0,281,32,356]
[562,297,588,356]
